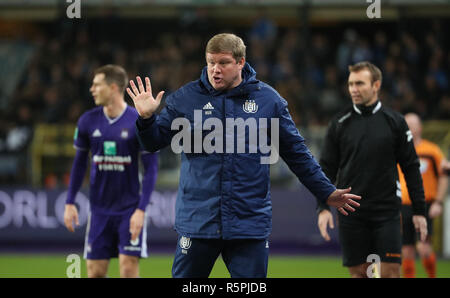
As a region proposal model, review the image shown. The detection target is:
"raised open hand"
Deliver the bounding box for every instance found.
[127,76,165,119]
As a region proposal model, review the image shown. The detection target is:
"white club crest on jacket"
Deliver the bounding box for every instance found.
[179,236,192,250]
[243,100,258,113]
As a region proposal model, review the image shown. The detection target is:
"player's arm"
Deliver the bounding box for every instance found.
[318,209,334,241]
[396,117,427,241]
[443,159,450,173]
[64,149,89,232]
[429,174,448,218]
[396,118,426,216]
[130,152,159,241]
[429,154,448,218]
[436,160,449,205]
[65,119,90,233]
[137,152,158,211]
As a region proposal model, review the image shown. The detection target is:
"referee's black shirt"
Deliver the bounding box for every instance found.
[317,100,426,217]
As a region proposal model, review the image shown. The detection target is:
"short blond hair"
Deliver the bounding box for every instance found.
[205,33,246,62]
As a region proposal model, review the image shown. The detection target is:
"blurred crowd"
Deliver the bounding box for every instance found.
[0,11,449,184]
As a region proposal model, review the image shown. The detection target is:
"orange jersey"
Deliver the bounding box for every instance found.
[398,139,444,205]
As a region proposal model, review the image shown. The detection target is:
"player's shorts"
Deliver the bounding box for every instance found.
[172,235,269,278]
[401,202,433,245]
[338,210,402,267]
[83,210,148,260]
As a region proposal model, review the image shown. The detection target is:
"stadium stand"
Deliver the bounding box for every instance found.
[0,4,448,187]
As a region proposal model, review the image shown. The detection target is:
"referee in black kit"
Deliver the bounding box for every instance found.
[316,61,427,278]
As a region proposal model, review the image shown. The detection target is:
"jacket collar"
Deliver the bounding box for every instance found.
[353,100,382,115]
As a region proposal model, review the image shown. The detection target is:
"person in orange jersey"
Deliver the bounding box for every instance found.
[398,113,448,278]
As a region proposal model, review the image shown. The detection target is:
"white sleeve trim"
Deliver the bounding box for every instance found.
[74,145,88,151]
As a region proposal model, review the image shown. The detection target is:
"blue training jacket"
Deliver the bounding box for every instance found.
[136,63,336,239]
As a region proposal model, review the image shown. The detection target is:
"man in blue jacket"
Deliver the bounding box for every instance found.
[127,33,361,278]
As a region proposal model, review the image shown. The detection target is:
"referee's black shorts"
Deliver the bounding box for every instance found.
[338,210,402,267]
[401,202,433,245]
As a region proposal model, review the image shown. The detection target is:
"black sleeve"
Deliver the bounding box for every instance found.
[316,119,340,213]
[396,117,426,216]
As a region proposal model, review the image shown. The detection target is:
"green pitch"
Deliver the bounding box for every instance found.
[1,254,449,278]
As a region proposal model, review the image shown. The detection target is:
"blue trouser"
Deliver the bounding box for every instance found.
[172,235,269,278]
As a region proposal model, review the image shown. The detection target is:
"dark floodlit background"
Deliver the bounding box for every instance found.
[0,0,449,276]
